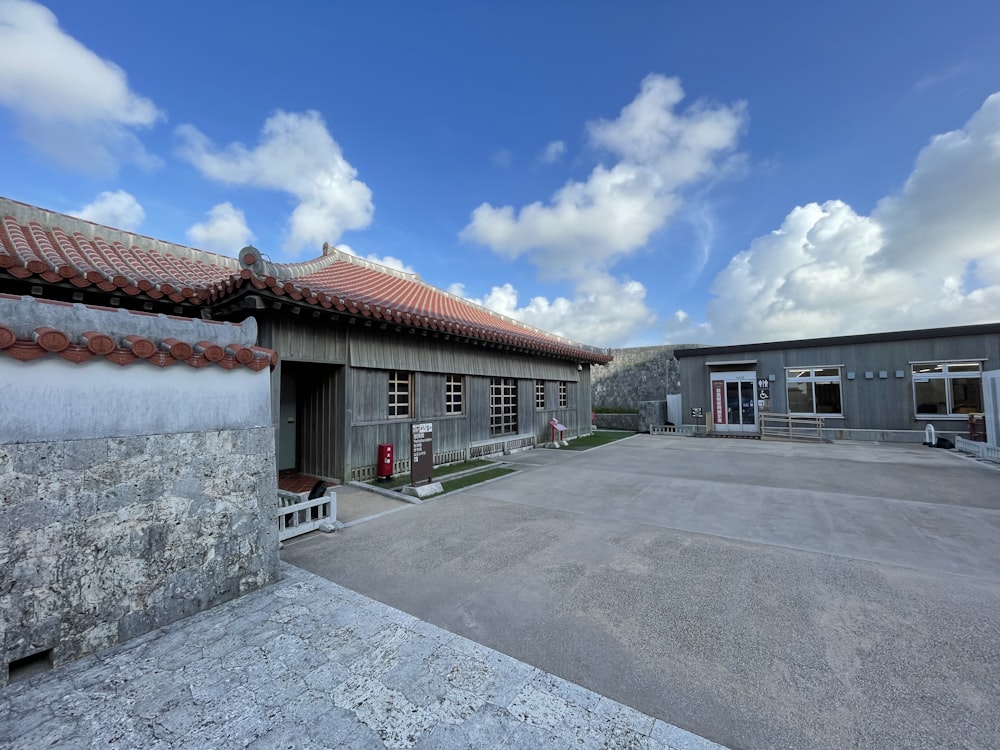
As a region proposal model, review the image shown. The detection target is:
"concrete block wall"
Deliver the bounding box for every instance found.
[638,401,668,432]
[0,428,279,687]
[593,413,640,431]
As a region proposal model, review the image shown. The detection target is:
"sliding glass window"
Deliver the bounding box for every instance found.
[786,367,843,416]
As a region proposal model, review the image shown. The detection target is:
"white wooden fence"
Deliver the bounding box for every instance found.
[277,488,336,541]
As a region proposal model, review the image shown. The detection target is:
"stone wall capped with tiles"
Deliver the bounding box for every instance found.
[0,295,278,688]
[0,429,278,687]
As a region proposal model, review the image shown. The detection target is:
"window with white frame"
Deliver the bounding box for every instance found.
[490,377,518,435]
[558,381,567,408]
[535,380,545,410]
[445,375,464,415]
[912,361,983,416]
[388,371,412,418]
[786,367,843,416]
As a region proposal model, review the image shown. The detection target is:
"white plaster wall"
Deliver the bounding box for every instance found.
[983,370,1000,448]
[0,357,271,444]
[666,393,682,425]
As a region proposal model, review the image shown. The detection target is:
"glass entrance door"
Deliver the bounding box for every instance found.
[711,371,758,434]
[726,380,756,431]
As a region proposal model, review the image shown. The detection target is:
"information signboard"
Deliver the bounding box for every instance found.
[711,380,726,425]
[410,422,433,485]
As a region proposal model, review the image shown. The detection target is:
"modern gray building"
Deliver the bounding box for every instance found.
[675,324,1000,442]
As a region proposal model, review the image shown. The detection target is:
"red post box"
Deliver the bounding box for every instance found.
[377,443,393,479]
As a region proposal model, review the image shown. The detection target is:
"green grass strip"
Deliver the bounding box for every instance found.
[561,430,636,450]
[368,459,493,489]
[440,467,515,493]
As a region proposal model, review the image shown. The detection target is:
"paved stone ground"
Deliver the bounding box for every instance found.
[282,436,1000,750]
[0,563,726,750]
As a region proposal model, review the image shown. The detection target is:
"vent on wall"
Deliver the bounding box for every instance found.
[7,649,53,684]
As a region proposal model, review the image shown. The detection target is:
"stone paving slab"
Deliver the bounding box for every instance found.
[0,563,727,750]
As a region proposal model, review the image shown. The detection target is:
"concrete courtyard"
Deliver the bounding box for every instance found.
[282,435,1000,750]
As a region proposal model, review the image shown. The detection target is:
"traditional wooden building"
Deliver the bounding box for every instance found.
[0,196,611,482]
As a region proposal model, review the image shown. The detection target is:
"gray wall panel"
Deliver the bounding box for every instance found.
[348,329,582,381]
[467,376,492,441]
[262,315,348,363]
[680,332,999,433]
[417,372,446,418]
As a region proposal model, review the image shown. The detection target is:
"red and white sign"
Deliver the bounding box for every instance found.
[711,380,726,425]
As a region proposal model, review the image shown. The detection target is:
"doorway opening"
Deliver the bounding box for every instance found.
[278,361,342,479]
[710,371,759,434]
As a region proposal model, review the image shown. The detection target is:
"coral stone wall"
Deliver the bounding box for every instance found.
[0,428,278,688]
[592,345,703,409]
[0,297,278,688]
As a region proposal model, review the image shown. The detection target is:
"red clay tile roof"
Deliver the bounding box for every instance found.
[0,196,612,364]
[0,293,275,371]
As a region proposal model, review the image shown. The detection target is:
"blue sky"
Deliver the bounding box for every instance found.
[1,1,998,348]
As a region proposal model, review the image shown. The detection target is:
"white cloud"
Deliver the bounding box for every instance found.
[0,0,162,172]
[461,74,745,276]
[451,274,655,348]
[457,74,744,348]
[368,255,414,273]
[686,91,1000,345]
[176,110,373,254]
[187,202,254,252]
[872,92,1000,276]
[492,148,512,168]
[914,62,972,91]
[539,139,566,164]
[72,190,145,230]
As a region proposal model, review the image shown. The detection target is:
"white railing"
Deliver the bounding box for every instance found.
[350,436,537,480]
[955,436,1000,462]
[435,449,467,465]
[469,435,536,458]
[277,488,336,541]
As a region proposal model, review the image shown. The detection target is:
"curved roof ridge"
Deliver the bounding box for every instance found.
[0,293,275,371]
[0,196,613,364]
[289,245,604,355]
[0,195,241,272]
[240,244,424,283]
[323,245,422,282]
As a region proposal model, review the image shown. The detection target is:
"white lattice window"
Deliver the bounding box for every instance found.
[490,377,518,436]
[389,371,412,418]
[535,380,545,410]
[445,375,464,415]
[558,381,567,408]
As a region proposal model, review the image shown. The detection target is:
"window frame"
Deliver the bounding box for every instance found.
[445,374,464,416]
[912,360,984,418]
[388,370,412,419]
[490,377,518,436]
[535,380,546,410]
[785,366,843,417]
[558,381,568,408]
